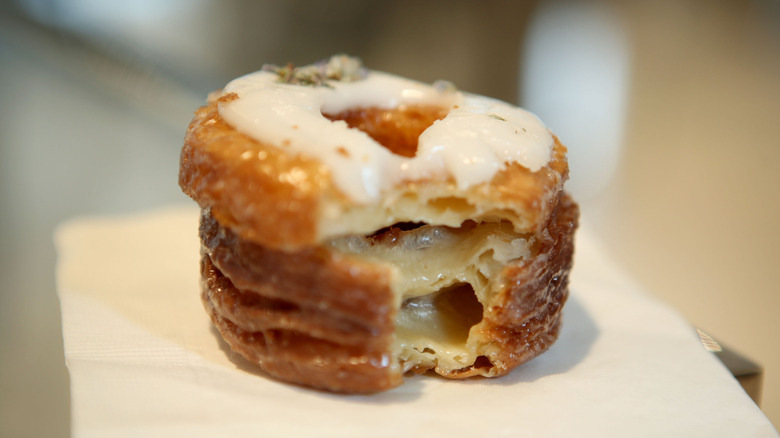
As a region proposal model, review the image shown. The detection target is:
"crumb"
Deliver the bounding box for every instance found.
[218,92,239,104]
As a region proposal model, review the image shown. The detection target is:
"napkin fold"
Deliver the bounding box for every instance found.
[56,206,778,437]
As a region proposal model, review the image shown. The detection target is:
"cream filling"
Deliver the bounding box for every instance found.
[327,221,532,374]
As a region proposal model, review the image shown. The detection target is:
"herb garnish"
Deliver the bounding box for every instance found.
[262,54,367,87]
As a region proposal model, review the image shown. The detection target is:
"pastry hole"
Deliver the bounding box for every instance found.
[323,105,448,158]
[472,355,493,370]
[367,222,426,241]
[397,282,483,346]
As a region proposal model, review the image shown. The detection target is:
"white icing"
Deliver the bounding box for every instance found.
[219,70,553,203]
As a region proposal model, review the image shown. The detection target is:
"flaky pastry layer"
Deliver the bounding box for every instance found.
[180,99,569,250]
[199,194,577,393]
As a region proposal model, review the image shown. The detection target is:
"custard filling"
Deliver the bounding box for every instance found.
[328,220,532,374]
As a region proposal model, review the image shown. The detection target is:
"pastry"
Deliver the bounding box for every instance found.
[180,55,578,393]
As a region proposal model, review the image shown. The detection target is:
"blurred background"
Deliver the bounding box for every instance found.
[0,0,778,435]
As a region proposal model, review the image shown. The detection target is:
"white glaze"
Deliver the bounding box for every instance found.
[219,70,553,203]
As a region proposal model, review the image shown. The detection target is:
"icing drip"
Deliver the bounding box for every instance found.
[219,69,553,203]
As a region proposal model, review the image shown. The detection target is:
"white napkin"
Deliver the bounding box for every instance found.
[56,206,778,438]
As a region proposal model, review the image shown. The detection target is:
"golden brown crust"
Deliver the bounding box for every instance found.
[179,102,328,249]
[451,193,578,378]
[323,105,449,158]
[198,194,578,391]
[201,254,402,393]
[180,99,569,250]
[199,208,397,348]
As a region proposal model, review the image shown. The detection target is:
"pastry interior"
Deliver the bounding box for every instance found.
[325,104,570,377]
[327,219,533,375]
